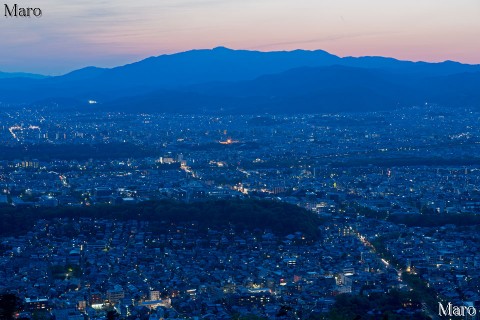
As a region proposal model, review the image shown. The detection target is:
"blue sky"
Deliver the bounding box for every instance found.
[1,0,479,75]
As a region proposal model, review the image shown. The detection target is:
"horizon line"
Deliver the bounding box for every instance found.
[2,46,478,77]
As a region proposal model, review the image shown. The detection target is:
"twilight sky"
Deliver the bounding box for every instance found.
[1,0,479,75]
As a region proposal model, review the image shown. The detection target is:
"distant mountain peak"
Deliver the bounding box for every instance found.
[212,46,231,51]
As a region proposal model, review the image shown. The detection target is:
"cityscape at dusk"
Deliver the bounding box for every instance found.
[2,1,480,320]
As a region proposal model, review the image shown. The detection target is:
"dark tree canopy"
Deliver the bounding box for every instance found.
[0,293,23,320]
[0,199,322,240]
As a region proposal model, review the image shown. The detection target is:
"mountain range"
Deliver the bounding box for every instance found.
[1,47,479,114]
[0,71,48,80]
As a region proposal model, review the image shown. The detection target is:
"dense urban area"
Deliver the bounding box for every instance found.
[2,105,480,319]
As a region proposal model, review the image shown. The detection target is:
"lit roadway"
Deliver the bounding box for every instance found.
[355,229,438,320]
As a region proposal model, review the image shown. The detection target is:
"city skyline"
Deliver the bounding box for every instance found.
[1,0,480,75]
